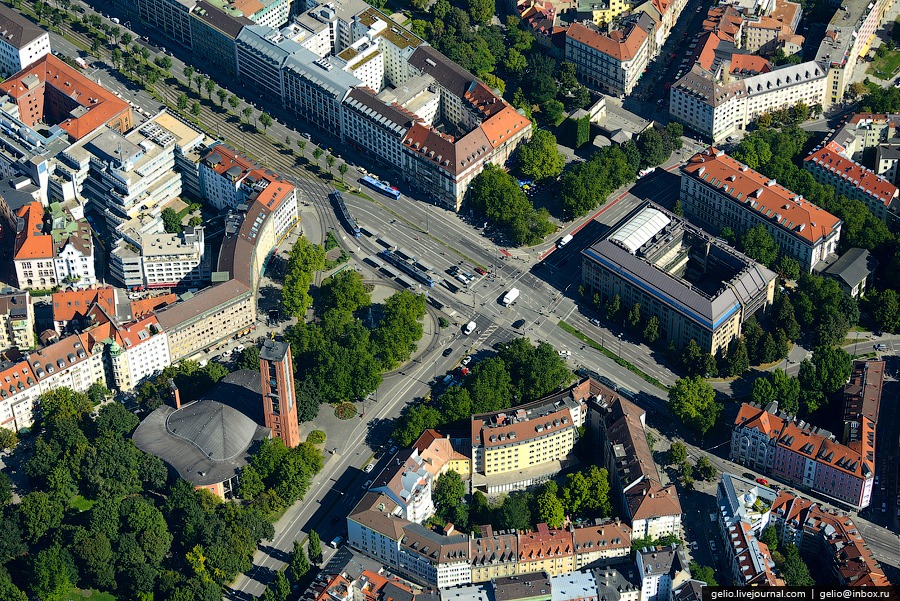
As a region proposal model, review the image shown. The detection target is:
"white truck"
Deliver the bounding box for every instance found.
[74,57,88,69]
[502,288,520,306]
[557,234,573,248]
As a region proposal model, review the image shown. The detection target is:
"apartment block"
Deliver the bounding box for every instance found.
[470,378,589,493]
[564,22,651,98]
[680,148,842,272]
[110,226,210,290]
[669,61,826,143]
[815,0,891,105]
[13,200,95,290]
[0,290,32,351]
[369,447,436,523]
[730,401,876,510]
[591,390,682,539]
[635,547,691,601]
[715,474,782,585]
[768,491,888,586]
[0,4,50,77]
[516,524,575,576]
[572,521,631,568]
[582,201,775,354]
[51,286,118,334]
[470,526,518,583]
[804,141,898,221]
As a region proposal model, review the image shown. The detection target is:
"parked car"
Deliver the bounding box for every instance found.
[756,478,769,486]
[364,463,374,473]
[461,355,472,366]
[589,318,601,327]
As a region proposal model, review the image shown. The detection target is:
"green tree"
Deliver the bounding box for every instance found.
[872,288,900,333]
[689,561,718,586]
[541,99,565,126]
[320,270,371,313]
[667,441,687,465]
[781,544,814,586]
[536,487,565,528]
[394,404,442,446]
[771,369,801,415]
[238,464,265,501]
[31,543,78,600]
[465,164,553,246]
[760,525,778,550]
[797,358,824,413]
[517,130,565,180]
[812,345,852,394]
[681,339,716,378]
[40,387,93,424]
[573,115,591,147]
[498,492,532,531]
[205,79,216,100]
[161,207,182,233]
[178,93,188,111]
[741,224,778,266]
[307,530,323,564]
[627,303,641,329]
[637,128,670,167]
[466,0,494,24]
[0,573,26,601]
[290,539,310,582]
[242,106,253,124]
[282,236,326,317]
[439,386,474,423]
[228,95,240,113]
[695,456,717,481]
[776,255,801,281]
[338,163,349,182]
[723,337,750,376]
[183,65,194,81]
[643,315,660,343]
[466,357,513,414]
[606,294,621,320]
[0,428,17,451]
[191,102,202,117]
[325,154,335,174]
[297,139,307,155]
[312,147,324,168]
[259,112,273,132]
[434,470,466,520]
[273,569,290,601]
[74,531,116,591]
[236,345,261,371]
[668,377,721,435]
[751,375,776,407]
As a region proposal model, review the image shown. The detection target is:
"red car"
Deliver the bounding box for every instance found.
[756,478,769,486]
[474,267,487,275]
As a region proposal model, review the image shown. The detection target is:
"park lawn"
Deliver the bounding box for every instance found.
[868,48,900,80]
[69,495,95,512]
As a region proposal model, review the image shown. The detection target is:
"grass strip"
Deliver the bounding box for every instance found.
[557,320,670,392]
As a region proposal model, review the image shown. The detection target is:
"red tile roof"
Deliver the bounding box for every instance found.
[130,293,177,318]
[52,287,116,323]
[0,55,132,141]
[693,31,721,71]
[13,201,52,260]
[804,142,898,207]
[566,22,649,61]
[729,54,772,75]
[517,523,574,561]
[683,148,842,244]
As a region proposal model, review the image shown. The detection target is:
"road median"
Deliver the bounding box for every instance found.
[557,320,670,392]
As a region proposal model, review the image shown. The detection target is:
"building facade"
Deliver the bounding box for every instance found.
[0,4,50,77]
[0,290,33,351]
[565,22,651,98]
[582,201,775,354]
[681,148,842,272]
[804,142,898,221]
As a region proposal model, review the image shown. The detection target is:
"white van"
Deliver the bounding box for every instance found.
[330,535,343,548]
[463,321,476,335]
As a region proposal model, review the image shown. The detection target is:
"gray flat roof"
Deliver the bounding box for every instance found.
[583,200,774,330]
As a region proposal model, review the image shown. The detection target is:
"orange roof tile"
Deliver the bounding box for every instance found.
[480,105,531,150]
[566,22,648,61]
[804,142,898,207]
[683,148,842,244]
[729,54,772,75]
[13,201,52,260]
[129,293,177,318]
[0,55,132,141]
[52,287,116,323]
[694,32,721,71]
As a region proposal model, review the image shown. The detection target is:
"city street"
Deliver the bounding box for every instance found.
[15,0,897,594]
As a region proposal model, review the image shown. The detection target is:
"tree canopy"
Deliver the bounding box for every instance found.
[668,377,721,435]
[465,165,554,246]
[517,129,565,181]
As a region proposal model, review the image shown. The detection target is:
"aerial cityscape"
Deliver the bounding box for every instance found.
[0,0,895,597]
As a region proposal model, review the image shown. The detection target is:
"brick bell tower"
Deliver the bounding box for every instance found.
[259,339,300,448]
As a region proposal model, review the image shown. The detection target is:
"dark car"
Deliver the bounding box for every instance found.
[512,319,526,329]
[442,347,453,357]
[742,473,756,480]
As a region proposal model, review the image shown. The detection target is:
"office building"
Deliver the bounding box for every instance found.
[0,4,50,77]
[470,378,589,493]
[260,339,300,448]
[0,290,32,351]
[804,141,898,221]
[564,22,651,98]
[681,148,842,272]
[582,201,775,354]
[191,0,253,77]
[110,225,210,290]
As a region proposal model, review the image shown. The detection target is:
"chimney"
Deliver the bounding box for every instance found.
[168,378,181,409]
[444,523,455,536]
